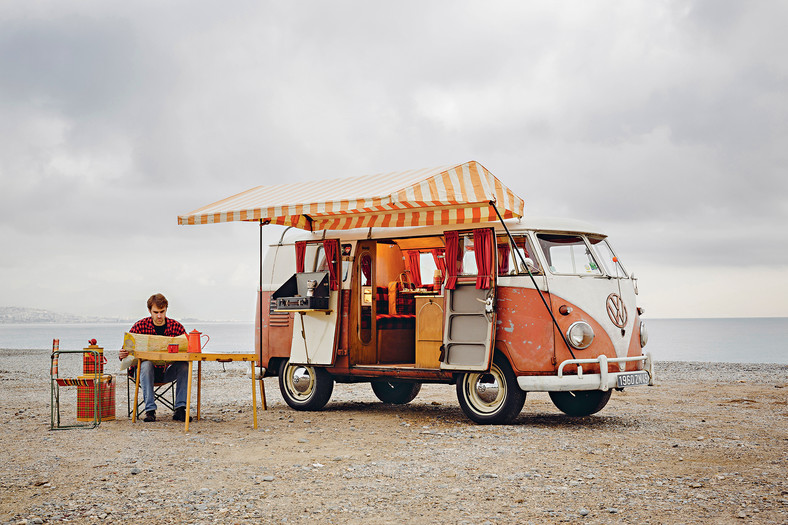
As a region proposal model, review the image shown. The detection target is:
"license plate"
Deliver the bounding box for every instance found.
[616,371,649,388]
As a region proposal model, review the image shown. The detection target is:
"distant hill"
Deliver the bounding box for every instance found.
[0,307,134,324]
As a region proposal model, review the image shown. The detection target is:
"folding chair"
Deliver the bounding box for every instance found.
[126,364,176,418]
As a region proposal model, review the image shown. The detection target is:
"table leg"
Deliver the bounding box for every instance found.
[197,361,201,421]
[259,373,267,411]
[251,362,258,429]
[185,360,193,432]
[132,358,141,422]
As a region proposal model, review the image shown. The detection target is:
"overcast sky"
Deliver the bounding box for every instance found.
[1,1,786,323]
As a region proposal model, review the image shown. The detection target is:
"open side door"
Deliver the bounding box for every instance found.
[440,228,497,371]
[348,240,378,365]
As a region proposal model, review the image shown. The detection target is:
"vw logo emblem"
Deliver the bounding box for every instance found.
[606,293,627,328]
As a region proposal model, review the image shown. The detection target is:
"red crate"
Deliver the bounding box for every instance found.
[76,374,115,422]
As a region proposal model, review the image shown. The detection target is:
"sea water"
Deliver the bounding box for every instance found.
[0,317,785,363]
[0,322,255,354]
[645,317,786,364]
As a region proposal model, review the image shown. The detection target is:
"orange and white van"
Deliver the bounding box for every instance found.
[179,161,653,424]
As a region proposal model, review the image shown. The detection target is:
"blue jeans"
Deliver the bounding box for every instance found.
[139,360,189,412]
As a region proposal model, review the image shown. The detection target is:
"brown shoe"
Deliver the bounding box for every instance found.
[173,407,192,422]
[143,410,156,422]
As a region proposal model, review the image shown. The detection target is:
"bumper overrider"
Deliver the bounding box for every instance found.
[516,353,654,392]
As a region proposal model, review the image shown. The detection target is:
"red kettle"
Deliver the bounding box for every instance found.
[187,329,209,353]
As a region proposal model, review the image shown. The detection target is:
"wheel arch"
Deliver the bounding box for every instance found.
[268,357,287,377]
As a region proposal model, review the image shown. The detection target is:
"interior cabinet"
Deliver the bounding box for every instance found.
[415,295,444,368]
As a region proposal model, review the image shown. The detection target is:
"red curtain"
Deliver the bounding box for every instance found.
[474,228,493,289]
[444,231,459,290]
[295,241,306,273]
[360,254,371,284]
[431,249,447,282]
[406,251,422,287]
[497,243,510,275]
[322,239,340,290]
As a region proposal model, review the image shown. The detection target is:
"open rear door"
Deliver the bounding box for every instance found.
[284,240,341,366]
[288,285,339,365]
[440,228,496,371]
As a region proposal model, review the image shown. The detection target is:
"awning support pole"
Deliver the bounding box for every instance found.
[490,202,577,360]
[264,217,266,360]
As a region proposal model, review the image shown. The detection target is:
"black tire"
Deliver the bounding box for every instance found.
[456,354,526,424]
[371,381,422,404]
[549,389,612,417]
[278,359,334,411]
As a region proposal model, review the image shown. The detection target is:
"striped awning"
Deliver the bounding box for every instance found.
[177,161,524,231]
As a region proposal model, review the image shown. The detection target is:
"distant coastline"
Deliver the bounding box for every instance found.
[0,306,210,325]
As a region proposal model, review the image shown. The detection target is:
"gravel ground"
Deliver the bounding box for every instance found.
[1,349,786,524]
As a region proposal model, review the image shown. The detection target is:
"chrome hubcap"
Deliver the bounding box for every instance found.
[291,366,312,393]
[465,363,506,414]
[474,374,500,404]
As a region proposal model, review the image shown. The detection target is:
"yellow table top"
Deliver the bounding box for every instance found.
[132,350,258,362]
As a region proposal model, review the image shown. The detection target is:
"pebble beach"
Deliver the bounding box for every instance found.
[1,348,786,524]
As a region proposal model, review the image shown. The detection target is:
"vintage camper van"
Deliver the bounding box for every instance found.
[179,161,653,424]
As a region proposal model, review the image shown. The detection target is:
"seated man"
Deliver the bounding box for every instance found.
[119,293,190,422]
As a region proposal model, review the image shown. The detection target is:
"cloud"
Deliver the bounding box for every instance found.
[0,1,786,320]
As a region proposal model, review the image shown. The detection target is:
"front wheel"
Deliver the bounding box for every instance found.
[549,390,611,417]
[278,359,334,411]
[456,354,526,424]
[371,381,422,404]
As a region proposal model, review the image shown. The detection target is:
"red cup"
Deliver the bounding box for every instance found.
[167,343,179,353]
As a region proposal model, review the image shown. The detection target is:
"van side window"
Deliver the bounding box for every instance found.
[537,234,602,275]
[310,245,326,273]
[418,252,439,286]
[497,235,541,275]
[341,244,352,281]
[299,242,350,281]
[459,234,478,276]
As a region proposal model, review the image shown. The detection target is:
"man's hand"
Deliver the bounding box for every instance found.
[119,349,129,360]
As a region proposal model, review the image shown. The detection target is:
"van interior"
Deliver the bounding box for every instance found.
[294,231,541,369]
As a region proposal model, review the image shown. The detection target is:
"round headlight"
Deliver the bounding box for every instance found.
[639,321,648,348]
[566,321,594,350]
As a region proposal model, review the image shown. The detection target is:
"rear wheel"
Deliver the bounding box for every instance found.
[371,381,422,404]
[278,359,334,411]
[456,354,525,424]
[549,390,611,417]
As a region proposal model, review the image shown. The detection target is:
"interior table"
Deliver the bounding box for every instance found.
[131,350,266,431]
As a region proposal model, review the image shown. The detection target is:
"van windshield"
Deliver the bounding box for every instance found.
[536,234,602,276]
[588,237,628,277]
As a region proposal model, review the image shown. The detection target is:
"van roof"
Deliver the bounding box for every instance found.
[271,216,607,245]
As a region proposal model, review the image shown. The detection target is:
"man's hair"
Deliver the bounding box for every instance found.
[147,293,169,311]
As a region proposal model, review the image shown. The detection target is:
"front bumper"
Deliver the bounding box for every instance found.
[516,352,654,392]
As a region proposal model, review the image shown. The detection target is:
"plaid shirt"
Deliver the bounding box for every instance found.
[130,317,186,337]
[127,317,186,374]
